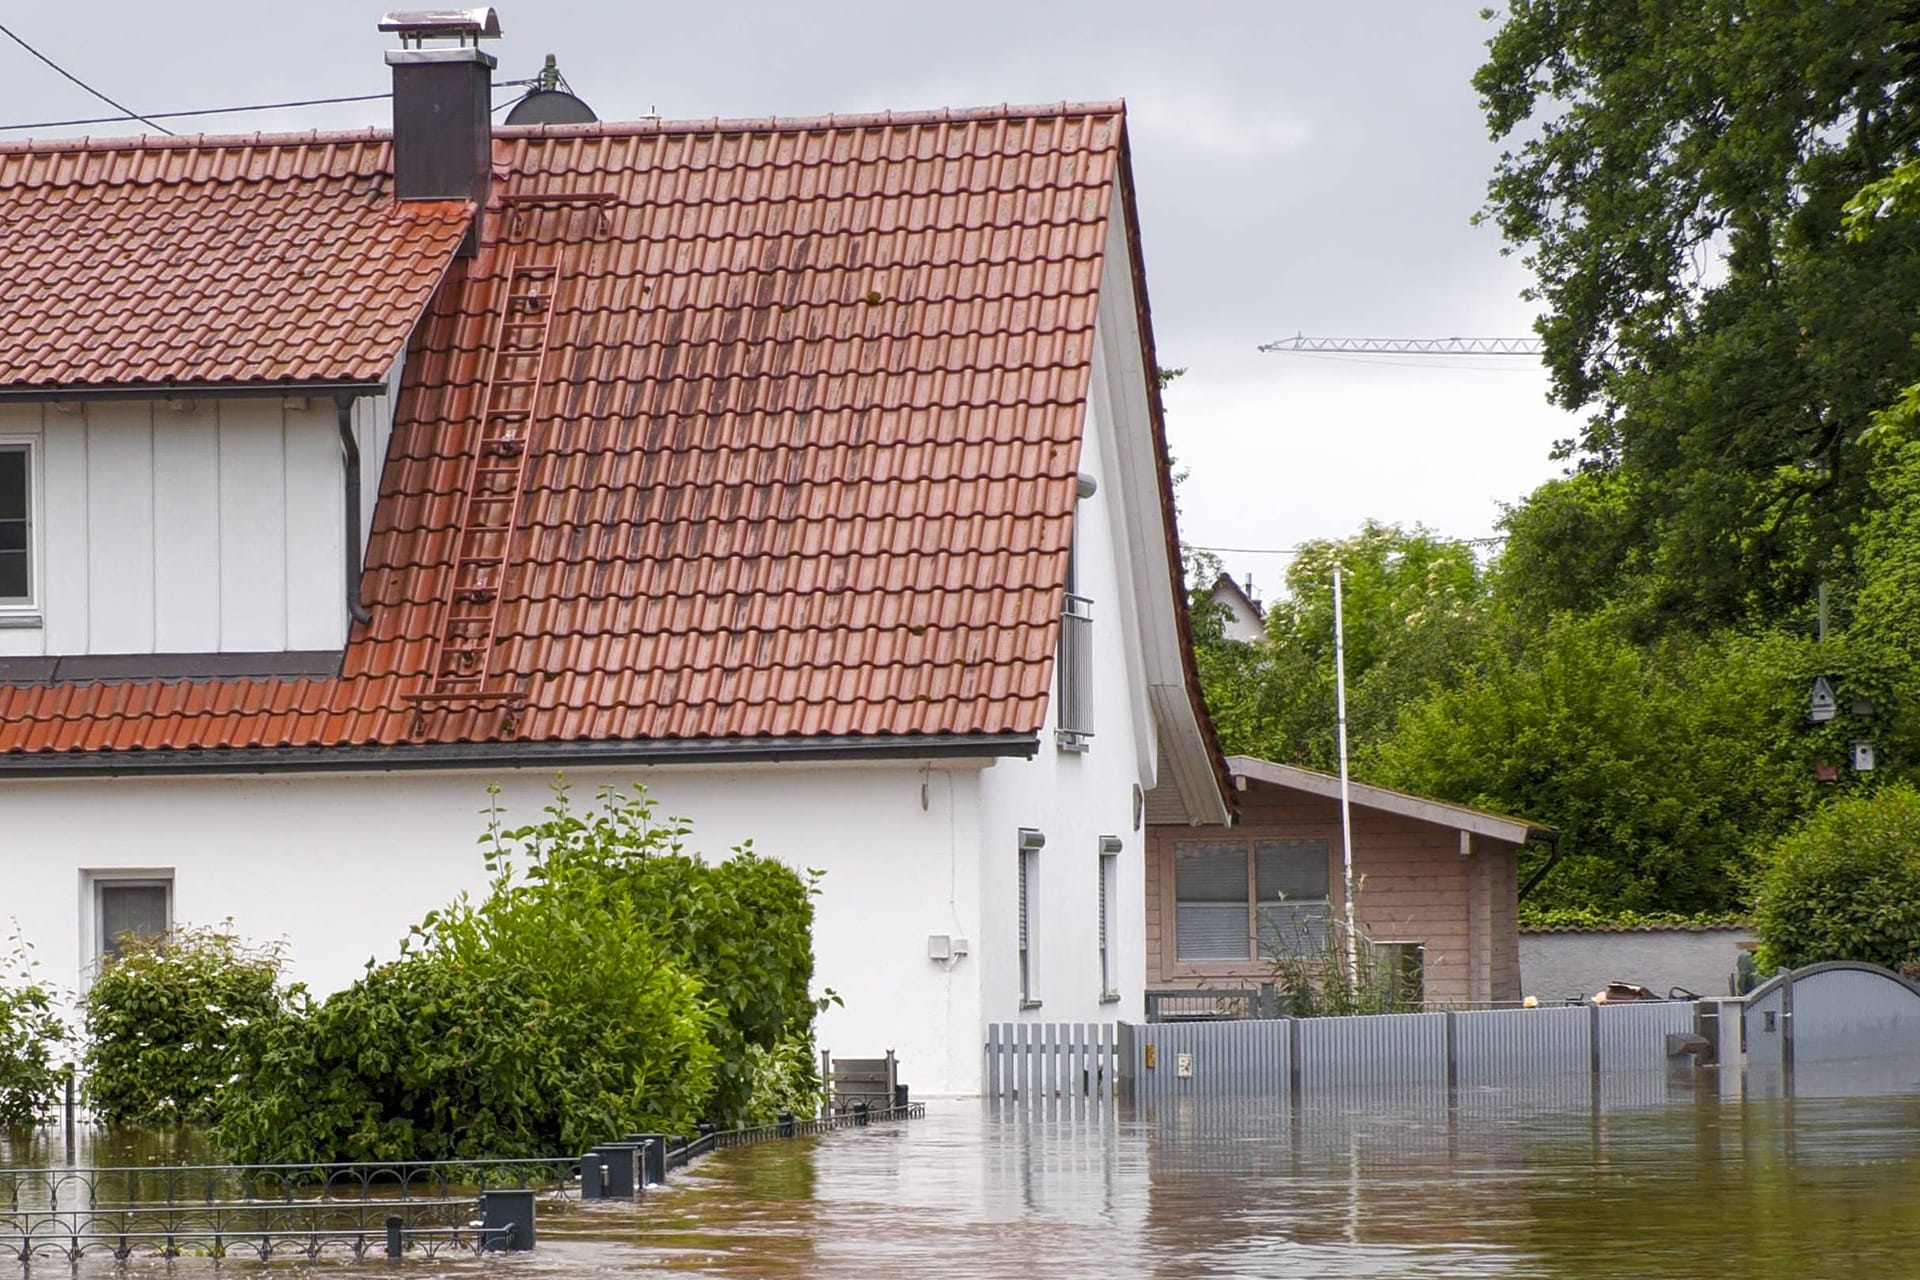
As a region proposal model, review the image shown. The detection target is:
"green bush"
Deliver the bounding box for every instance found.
[1753,785,1920,971]
[212,784,732,1163]
[740,1037,822,1127]
[81,927,289,1127]
[0,944,68,1128]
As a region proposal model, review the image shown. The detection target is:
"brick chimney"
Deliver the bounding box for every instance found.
[380,8,501,253]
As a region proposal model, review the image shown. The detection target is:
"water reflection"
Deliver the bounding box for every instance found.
[8,1068,1920,1277]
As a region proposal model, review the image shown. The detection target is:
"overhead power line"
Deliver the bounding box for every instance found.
[1260,334,1544,356]
[1191,536,1507,557]
[0,20,174,135]
[0,81,542,135]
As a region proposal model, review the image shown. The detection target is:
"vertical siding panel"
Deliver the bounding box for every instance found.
[217,400,287,651]
[151,405,221,651]
[282,403,344,649]
[84,403,155,653]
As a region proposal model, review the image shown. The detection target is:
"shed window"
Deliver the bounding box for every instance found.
[0,444,29,605]
[1175,839,1331,962]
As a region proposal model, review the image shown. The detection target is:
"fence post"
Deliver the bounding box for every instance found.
[1287,1017,1303,1110]
[578,1150,605,1200]
[478,1189,535,1252]
[778,1111,796,1139]
[385,1215,404,1259]
[624,1135,669,1186]
[1444,1009,1459,1095]
[1781,968,1796,1093]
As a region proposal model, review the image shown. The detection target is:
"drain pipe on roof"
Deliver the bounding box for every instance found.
[335,395,374,628]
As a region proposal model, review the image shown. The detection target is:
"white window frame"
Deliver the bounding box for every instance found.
[0,436,40,620]
[83,870,174,971]
[1018,829,1043,1009]
[1098,841,1120,1003]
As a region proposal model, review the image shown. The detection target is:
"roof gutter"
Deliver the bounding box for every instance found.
[0,732,1041,779]
[334,395,374,628]
[0,381,391,403]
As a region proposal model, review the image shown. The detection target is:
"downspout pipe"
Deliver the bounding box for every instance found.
[335,395,373,628]
[1516,832,1563,903]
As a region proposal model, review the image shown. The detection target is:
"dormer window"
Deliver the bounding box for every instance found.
[0,443,30,609]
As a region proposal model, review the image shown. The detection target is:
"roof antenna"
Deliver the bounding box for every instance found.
[503,52,599,125]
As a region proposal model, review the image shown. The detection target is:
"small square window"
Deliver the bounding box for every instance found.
[96,878,171,960]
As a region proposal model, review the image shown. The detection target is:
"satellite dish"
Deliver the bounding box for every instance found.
[505,89,598,126]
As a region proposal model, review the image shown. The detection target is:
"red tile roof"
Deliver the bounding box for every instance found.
[0,132,471,391]
[0,104,1159,761]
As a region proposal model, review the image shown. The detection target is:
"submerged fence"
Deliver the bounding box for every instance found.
[0,1102,929,1264]
[1118,1000,1702,1103]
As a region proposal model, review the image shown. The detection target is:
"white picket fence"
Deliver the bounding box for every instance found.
[982,1023,1119,1102]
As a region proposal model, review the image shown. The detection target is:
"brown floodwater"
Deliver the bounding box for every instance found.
[8,1068,1920,1277]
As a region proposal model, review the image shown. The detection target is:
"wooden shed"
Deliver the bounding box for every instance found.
[1146,755,1557,1007]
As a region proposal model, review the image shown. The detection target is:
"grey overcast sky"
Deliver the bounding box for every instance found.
[2,1,1576,598]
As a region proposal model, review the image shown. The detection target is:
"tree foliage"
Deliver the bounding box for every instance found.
[1477,1,1920,628]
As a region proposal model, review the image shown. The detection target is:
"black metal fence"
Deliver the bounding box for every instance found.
[0,1101,928,1264]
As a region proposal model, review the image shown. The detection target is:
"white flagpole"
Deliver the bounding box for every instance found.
[1332,564,1359,995]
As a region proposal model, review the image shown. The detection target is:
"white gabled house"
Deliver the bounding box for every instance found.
[0,11,1230,1095]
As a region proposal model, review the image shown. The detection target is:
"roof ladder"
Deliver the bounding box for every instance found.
[407,243,563,732]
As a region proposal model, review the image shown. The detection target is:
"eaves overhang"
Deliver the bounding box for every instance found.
[0,732,1041,779]
[0,381,392,404]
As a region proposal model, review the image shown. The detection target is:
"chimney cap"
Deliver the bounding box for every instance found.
[379,8,502,43]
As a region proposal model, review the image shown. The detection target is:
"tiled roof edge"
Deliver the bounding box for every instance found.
[0,100,1128,157]
[495,100,1128,140]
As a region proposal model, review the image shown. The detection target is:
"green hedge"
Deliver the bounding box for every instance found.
[1753,785,1920,971]
[0,946,68,1128]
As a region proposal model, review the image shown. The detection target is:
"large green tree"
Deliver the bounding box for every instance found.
[1478,1,1920,628]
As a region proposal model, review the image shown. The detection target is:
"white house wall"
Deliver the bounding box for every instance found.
[0,760,993,1098]
[973,218,1166,1039]
[0,395,372,658]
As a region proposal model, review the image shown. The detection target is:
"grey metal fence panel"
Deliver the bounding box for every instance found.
[1126,1018,1291,1100]
[1769,964,1920,1064]
[1743,983,1787,1069]
[1595,1000,1696,1073]
[1298,1011,1448,1091]
[1454,1005,1590,1084]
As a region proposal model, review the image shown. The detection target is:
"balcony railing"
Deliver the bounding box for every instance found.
[1055,593,1093,750]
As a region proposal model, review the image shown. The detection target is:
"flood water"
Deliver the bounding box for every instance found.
[9,1069,1920,1277]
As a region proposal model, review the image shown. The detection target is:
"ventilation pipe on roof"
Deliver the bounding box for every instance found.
[380,8,502,255]
[336,396,374,629]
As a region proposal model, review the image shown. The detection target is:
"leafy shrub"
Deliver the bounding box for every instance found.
[212,784,732,1162]
[462,782,824,1126]
[1753,785,1920,972]
[740,1037,822,1127]
[82,927,291,1127]
[0,943,68,1128]
[1266,907,1422,1017]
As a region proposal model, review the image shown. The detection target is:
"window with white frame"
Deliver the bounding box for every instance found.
[93,875,172,961]
[1054,487,1093,750]
[0,443,30,608]
[1098,837,1120,1001]
[1018,828,1044,1007]
[1173,839,1332,962]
